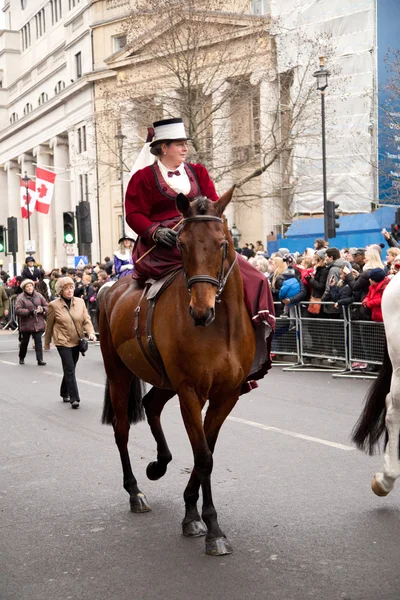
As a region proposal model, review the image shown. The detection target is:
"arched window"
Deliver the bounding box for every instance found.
[38,92,48,106]
[10,112,19,124]
[54,80,65,95]
[23,103,33,116]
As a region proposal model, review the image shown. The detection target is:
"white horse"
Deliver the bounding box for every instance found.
[352,271,400,496]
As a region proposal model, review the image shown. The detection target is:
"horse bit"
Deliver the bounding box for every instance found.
[177,215,237,302]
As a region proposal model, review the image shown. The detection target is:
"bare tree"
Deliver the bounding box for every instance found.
[94,0,338,222]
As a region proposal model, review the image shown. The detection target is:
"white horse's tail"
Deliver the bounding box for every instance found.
[352,342,392,454]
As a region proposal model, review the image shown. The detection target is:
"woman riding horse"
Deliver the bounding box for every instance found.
[125,117,275,386]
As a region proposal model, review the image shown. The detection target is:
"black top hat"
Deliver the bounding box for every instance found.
[118,235,135,244]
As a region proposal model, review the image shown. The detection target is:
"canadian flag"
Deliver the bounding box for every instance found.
[20,178,36,219]
[35,167,56,214]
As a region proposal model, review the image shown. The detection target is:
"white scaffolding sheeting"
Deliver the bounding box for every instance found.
[271,0,376,214]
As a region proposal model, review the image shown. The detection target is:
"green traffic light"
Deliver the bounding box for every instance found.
[64,233,74,243]
[0,243,4,252]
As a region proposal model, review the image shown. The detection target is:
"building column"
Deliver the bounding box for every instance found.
[4,160,22,273]
[18,152,37,256]
[33,144,54,270]
[259,73,283,236]
[211,81,234,226]
[50,135,72,268]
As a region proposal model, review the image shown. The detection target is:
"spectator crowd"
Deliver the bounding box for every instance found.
[0,227,398,374]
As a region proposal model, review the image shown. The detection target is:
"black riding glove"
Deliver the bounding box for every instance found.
[153,227,178,248]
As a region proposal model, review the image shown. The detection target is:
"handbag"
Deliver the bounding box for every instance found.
[307,296,321,315]
[64,303,89,356]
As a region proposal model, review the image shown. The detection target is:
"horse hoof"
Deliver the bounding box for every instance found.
[130,492,152,513]
[205,537,233,556]
[371,476,390,497]
[182,519,207,537]
[146,461,167,481]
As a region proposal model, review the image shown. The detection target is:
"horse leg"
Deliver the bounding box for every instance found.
[372,372,400,496]
[108,374,151,513]
[143,387,175,481]
[180,389,239,555]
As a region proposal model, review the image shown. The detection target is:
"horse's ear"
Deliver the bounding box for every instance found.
[176,193,190,216]
[215,186,236,216]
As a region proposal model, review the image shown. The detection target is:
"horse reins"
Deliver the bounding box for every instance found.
[177,215,237,301]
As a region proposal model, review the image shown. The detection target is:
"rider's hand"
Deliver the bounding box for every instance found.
[153,227,178,248]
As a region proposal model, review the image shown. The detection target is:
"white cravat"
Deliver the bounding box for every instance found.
[157,160,191,195]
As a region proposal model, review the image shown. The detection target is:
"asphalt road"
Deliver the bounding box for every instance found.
[1,330,400,600]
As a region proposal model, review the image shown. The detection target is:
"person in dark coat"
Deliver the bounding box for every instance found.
[15,279,48,365]
[21,256,41,283]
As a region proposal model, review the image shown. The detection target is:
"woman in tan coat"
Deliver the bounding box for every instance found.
[44,277,96,409]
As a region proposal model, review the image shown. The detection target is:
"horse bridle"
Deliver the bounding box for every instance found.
[177,215,237,301]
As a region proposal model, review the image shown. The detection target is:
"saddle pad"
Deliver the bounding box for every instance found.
[145,269,182,301]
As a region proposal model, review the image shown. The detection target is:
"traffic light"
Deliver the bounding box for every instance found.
[0,226,4,253]
[63,211,75,244]
[7,217,18,254]
[326,201,340,239]
[76,202,92,244]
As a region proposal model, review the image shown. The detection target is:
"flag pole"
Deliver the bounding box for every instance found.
[22,172,32,241]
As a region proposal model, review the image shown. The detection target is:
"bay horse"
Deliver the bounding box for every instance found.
[99,188,256,555]
[352,271,400,496]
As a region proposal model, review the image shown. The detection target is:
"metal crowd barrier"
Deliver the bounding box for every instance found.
[2,294,18,331]
[271,301,385,378]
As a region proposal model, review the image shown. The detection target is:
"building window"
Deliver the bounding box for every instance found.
[75,52,82,79]
[54,80,65,95]
[69,0,81,8]
[10,112,19,124]
[79,173,89,202]
[23,103,33,115]
[250,0,270,15]
[21,22,31,51]
[35,8,46,38]
[50,0,62,25]
[38,92,48,106]
[77,125,87,153]
[113,34,127,52]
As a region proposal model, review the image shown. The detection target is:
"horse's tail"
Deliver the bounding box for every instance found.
[101,376,146,425]
[351,342,392,454]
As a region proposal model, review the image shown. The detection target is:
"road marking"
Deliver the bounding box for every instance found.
[43,371,104,388]
[227,416,355,451]
[0,350,19,353]
[0,362,355,452]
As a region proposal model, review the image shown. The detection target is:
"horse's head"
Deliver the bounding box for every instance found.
[176,187,235,327]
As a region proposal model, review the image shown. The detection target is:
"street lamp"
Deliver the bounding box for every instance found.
[115,126,127,238]
[313,56,330,241]
[21,171,32,241]
[230,224,242,249]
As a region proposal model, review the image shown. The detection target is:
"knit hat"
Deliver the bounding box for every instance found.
[315,249,326,259]
[21,279,35,291]
[25,256,35,263]
[368,268,386,283]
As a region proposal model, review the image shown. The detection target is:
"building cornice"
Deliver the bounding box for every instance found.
[3,62,67,107]
[4,42,66,92]
[0,75,93,142]
[64,0,94,27]
[0,48,20,57]
[64,29,90,51]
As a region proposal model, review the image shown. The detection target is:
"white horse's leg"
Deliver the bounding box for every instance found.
[372,369,400,495]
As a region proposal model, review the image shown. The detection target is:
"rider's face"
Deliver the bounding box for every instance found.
[161,141,188,166]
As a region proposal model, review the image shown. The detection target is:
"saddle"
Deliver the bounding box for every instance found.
[134,269,181,387]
